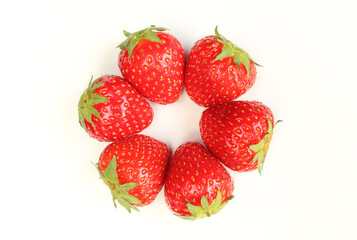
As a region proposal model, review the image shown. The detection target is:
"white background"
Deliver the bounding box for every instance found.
[1,0,356,239]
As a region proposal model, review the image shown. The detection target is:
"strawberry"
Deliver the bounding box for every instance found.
[200,100,279,174]
[184,27,259,107]
[78,75,153,142]
[164,142,234,220]
[95,134,170,212]
[118,25,185,105]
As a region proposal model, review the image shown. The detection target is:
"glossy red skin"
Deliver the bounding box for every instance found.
[185,36,257,107]
[119,32,185,105]
[84,75,153,142]
[200,101,274,172]
[164,142,234,216]
[98,134,170,206]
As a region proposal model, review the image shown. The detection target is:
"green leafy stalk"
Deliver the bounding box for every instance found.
[175,190,234,220]
[249,120,282,175]
[95,157,142,213]
[78,76,108,131]
[117,25,168,58]
[213,26,260,74]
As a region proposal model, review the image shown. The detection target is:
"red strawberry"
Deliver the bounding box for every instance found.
[78,75,153,142]
[96,134,170,212]
[118,25,185,105]
[164,142,234,220]
[200,100,279,174]
[185,27,259,107]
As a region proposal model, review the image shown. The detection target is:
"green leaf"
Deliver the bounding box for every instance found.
[120,191,142,205]
[251,59,262,67]
[123,30,131,37]
[234,53,241,66]
[211,26,260,70]
[78,77,108,132]
[82,109,95,129]
[118,182,139,191]
[210,190,222,209]
[87,93,108,105]
[144,25,168,32]
[116,198,136,213]
[249,141,264,152]
[247,119,279,175]
[267,120,273,134]
[252,151,261,164]
[118,38,130,50]
[93,162,104,178]
[86,105,100,119]
[90,81,105,91]
[240,55,251,75]
[186,202,203,216]
[214,44,235,62]
[94,157,144,213]
[258,159,264,175]
[275,120,283,126]
[180,189,233,220]
[79,117,86,130]
[103,156,119,185]
[152,27,168,32]
[201,196,209,210]
[142,30,162,44]
[112,196,118,208]
[214,25,221,40]
[118,25,168,56]
[127,38,139,58]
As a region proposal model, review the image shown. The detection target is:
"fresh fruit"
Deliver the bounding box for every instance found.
[96,134,170,212]
[118,25,185,105]
[184,27,259,107]
[164,142,234,220]
[78,75,153,142]
[200,100,278,174]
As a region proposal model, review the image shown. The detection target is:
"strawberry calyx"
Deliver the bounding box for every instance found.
[249,120,282,175]
[176,190,234,220]
[117,25,168,58]
[95,156,142,213]
[78,76,108,131]
[213,26,260,75]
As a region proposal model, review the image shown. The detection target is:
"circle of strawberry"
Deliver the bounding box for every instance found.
[164,142,234,220]
[118,25,185,105]
[185,26,259,107]
[96,134,170,212]
[78,75,153,142]
[200,100,280,174]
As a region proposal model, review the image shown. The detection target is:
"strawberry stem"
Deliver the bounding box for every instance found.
[117,25,168,58]
[175,190,234,220]
[94,157,142,213]
[213,26,261,74]
[249,120,281,175]
[78,76,108,131]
